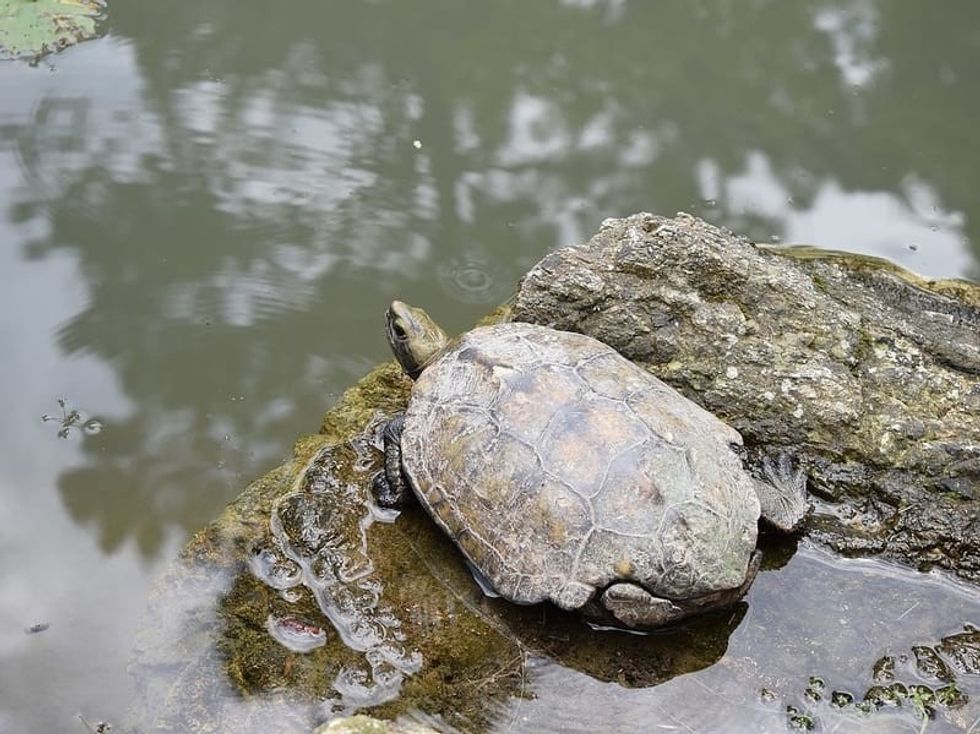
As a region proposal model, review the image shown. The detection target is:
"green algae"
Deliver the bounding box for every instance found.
[776,621,980,732]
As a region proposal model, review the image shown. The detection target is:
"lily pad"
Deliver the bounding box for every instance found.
[0,0,105,61]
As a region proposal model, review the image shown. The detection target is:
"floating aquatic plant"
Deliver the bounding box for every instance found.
[0,0,105,61]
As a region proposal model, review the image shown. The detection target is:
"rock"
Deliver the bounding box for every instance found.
[513,212,980,582]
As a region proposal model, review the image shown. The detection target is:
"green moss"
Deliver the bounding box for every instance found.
[319,361,412,440]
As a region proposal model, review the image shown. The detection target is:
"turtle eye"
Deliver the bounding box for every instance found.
[392,321,407,339]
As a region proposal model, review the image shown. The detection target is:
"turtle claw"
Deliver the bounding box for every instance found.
[372,470,404,508]
[371,414,410,508]
[755,453,810,533]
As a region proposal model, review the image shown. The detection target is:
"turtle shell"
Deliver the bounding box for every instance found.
[399,322,761,612]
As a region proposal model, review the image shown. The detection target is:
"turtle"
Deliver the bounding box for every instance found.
[373,300,809,628]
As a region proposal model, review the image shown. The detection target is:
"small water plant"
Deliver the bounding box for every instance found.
[0,0,105,61]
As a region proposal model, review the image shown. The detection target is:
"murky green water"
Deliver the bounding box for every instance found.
[1,1,979,731]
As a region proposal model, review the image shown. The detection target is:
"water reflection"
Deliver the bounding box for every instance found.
[8,3,980,558]
[701,151,972,274]
[2,0,980,730]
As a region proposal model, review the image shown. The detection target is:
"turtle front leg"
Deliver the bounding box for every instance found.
[751,453,811,533]
[372,414,410,508]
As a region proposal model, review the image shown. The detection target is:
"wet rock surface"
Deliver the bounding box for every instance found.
[513,212,980,583]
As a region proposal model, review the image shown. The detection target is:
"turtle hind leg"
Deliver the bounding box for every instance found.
[372,414,410,508]
[599,583,687,628]
[753,453,810,533]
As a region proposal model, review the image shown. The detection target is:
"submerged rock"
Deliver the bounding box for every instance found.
[513,212,980,583]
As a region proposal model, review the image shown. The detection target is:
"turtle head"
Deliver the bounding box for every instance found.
[385,301,449,380]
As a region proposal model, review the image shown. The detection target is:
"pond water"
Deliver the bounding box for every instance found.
[1,1,978,732]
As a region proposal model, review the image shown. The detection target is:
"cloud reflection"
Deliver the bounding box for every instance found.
[700,150,970,275]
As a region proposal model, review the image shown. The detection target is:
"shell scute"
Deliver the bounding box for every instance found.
[592,442,673,534]
[575,349,651,399]
[492,366,579,445]
[537,395,650,497]
[480,480,584,604]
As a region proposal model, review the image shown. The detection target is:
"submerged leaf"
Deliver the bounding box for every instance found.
[0,0,105,61]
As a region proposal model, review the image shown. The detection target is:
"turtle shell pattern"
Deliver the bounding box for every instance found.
[400,322,761,611]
